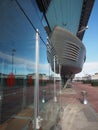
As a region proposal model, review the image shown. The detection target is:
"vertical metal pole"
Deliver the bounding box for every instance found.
[49,64,51,96]
[34,29,40,129]
[12,49,16,74]
[22,65,26,109]
[12,53,13,73]
[0,60,4,124]
[59,65,62,110]
[53,56,57,102]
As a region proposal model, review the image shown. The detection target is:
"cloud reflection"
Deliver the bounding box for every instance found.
[0,51,49,74]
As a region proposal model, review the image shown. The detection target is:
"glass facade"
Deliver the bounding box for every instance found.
[0,0,61,128]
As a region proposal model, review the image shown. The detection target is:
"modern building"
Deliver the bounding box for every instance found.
[37,0,95,85]
[0,0,95,127]
[91,73,98,80]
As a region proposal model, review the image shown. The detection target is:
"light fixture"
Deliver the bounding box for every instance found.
[78,25,88,34]
[42,90,46,103]
[81,90,88,105]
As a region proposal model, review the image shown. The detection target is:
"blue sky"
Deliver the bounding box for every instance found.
[76,0,98,77]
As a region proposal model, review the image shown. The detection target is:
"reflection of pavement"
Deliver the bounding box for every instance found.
[1,82,98,130]
[0,107,34,130]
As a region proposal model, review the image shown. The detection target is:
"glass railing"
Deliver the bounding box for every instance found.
[0,1,62,129]
[0,31,62,129]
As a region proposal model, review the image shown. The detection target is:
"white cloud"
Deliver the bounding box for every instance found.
[0,51,50,73]
[0,51,35,66]
[76,62,98,77]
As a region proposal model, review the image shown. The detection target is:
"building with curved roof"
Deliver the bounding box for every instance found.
[36,0,95,84]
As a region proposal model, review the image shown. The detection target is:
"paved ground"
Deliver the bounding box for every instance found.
[74,82,98,113]
[60,82,98,130]
[0,82,98,130]
[61,103,98,130]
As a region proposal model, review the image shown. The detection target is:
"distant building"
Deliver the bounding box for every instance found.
[75,73,98,81]
[27,73,49,80]
[74,76,82,81]
[82,74,91,81]
[91,73,98,80]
